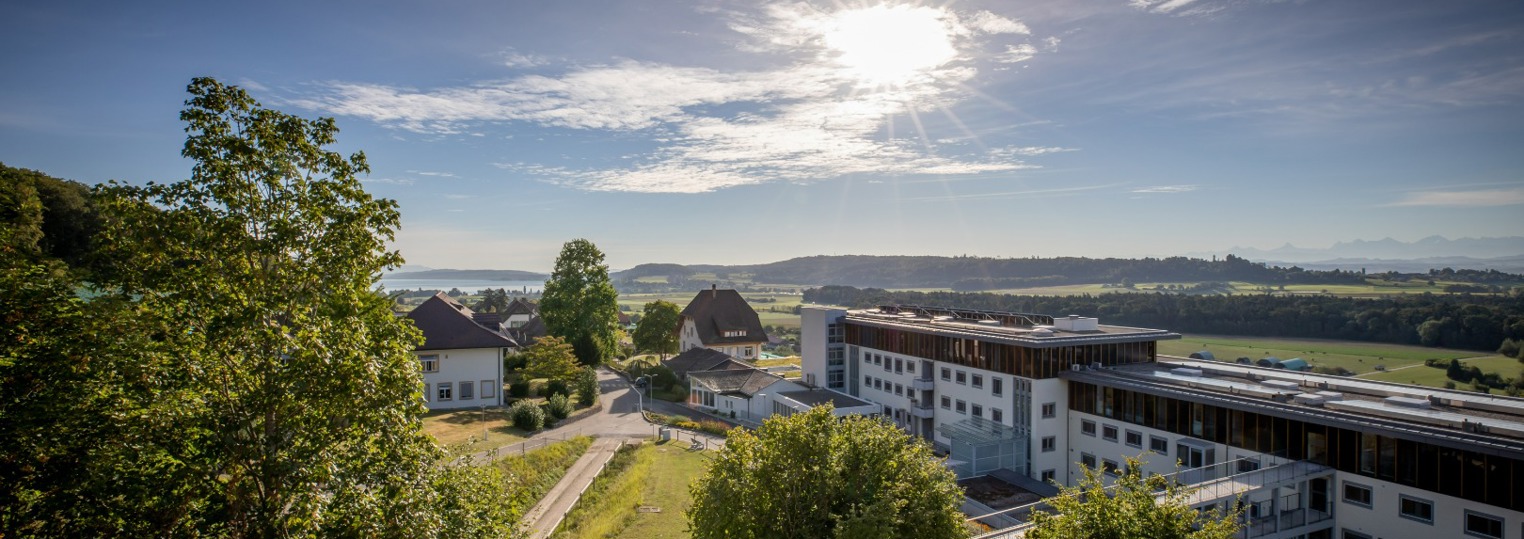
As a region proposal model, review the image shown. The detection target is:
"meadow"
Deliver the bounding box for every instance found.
[1159,334,1504,386]
[554,441,710,539]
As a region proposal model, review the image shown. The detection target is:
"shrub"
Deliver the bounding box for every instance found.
[545,379,571,399]
[697,420,731,437]
[509,381,531,398]
[546,393,572,420]
[510,400,545,431]
[574,367,599,406]
[674,420,702,431]
[648,365,678,390]
[503,352,527,372]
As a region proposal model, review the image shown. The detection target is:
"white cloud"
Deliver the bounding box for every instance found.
[409,170,457,178]
[992,146,1079,157]
[362,177,415,186]
[1129,0,1224,16]
[1388,188,1524,207]
[1132,185,1198,193]
[296,3,1049,193]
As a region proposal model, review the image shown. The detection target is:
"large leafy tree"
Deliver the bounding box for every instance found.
[539,238,619,365]
[2,78,518,537]
[522,335,582,383]
[1024,456,1242,539]
[632,299,681,357]
[688,405,967,539]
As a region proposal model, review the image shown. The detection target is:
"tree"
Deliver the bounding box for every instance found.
[522,335,582,383]
[1025,456,1242,539]
[632,299,681,357]
[688,405,966,539]
[539,238,620,365]
[1,78,513,537]
[574,367,599,406]
[1498,337,1521,359]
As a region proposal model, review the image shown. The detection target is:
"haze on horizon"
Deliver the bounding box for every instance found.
[2,0,1522,272]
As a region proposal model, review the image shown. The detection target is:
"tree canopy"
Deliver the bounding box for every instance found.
[539,238,620,365]
[688,405,967,539]
[1,78,516,537]
[633,299,681,357]
[1025,456,1242,539]
[522,335,582,383]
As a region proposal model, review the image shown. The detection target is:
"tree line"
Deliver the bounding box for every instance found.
[805,286,1524,352]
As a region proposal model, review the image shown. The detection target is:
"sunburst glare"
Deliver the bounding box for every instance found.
[822,4,957,87]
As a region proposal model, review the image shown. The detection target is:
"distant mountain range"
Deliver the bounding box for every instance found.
[1187,236,1524,272]
[387,268,548,281]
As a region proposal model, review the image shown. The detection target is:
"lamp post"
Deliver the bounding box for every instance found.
[479,404,487,443]
[636,375,653,415]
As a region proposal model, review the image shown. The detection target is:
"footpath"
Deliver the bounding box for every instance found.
[520,436,629,539]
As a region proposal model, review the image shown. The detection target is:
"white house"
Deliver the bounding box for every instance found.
[678,285,768,361]
[406,292,517,411]
[687,366,877,424]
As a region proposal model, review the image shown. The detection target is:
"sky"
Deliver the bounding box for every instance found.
[2,0,1522,272]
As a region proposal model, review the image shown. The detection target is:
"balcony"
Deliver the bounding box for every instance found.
[913,377,935,391]
[911,400,936,419]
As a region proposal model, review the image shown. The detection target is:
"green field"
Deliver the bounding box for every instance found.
[557,441,710,539]
[620,291,803,329]
[894,279,1517,299]
[1362,355,1523,387]
[1159,335,1483,375]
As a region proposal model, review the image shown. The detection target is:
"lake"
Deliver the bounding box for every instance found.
[380,278,544,294]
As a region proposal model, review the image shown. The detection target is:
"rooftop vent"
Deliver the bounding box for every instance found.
[1171,368,1203,377]
[1293,394,1327,407]
[1029,328,1054,337]
[978,319,1002,326]
[1385,396,1432,409]
[1316,391,1344,401]
[1262,380,1300,391]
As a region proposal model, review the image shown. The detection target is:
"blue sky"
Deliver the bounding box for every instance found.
[2,0,1522,271]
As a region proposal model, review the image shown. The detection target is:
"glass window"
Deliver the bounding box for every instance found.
[972,404,983,418]
[1081,419,1096,436]
[941,367,951,381]
[436,382,453,401]
[894,383,903,396]
[1041,436,1056,452]
[955,371,967,385]
[1102,459,1120,476]
[1125,430,1143,448]
[480,380,496,399]
[1463,510,1503,539]
[992,377,1003,396]
[419,354,439,373]
[1081,453,1097,469]
[991,408,1003,423]
[1042,402,1056,418]
[1398,495,1432,524]
[1102,424,1118,442]
[1342,482,1372,508]
[1342,530,1372,539]
[459,381,474,400]
[906,361,914,373]
[1041,469,1056,483]
[972,374,984,389]
[955,400,967,414]
[940,396,951,409]
[1150,435,1169,454]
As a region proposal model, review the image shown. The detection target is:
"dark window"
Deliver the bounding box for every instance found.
[1102,424,1118,442]
[991,408,1003,423]
[972,404,983,418]
[992,377,1003,396]
[972,374,983,388]
[1081,419,1096,436]
[1398,495,1432,524]
[1041,436,1056,452]
[1125,430,1143,448]
[1042,402,1056,418]
[1342,530,1372,539]
[1041,469,1056,483]
[955,371,967,385]
[955,400,966,414]
[940,396,951,409]
[1463,510,1503,539]
[1081,453,1096,469]
[1102,459,1120,476]
[941,367,951,381]
[1342,482,1372,508]
[1150,436,1169,454]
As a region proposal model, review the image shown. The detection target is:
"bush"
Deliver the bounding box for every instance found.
[546,393,572,420]
[1499,338,1521,359]
[503,352,527,372]
[648,365,679,391]
[510,400,546,431]
[509,381,531,398]
[545,379,571,399]
[575,367,599,406]
[697,420,731,437]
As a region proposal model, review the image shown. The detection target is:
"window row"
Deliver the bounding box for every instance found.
[425,380,496,402]
[936,367,1004,396]
[863,375,907,397]
[1079,418,1170,455]
[1070,381,1524,512]
[868,353,916,375]
[846,324,1155,379]
[1339,491,1505,539]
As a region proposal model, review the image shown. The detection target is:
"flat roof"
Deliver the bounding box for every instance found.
[1063,358,1524,458]
[777,389,873,409]
[845,305,1179,348]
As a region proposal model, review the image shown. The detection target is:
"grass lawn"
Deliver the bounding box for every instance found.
[1362,355,1524,388]
[497,436,594,518]
[754,356,801,369]
[557,441,711,539]
[421,407,529,459]
[1159,335,1482,375]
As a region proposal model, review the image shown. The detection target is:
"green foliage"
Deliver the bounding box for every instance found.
[633,299,682,356]
[523,335,582,384]
[429,464,521,538]
[574,367,599,406]
[494,436,592,517]
[546,393,572,420]
[647,364,679,391]
[3,79,512,536]
[688,405,965,539]
[540,239,620,365]
[510,400,546,431]
[545,379,572,399]
[1499,338,1521,359]
[557,444,647,537]
[504,350,528,372]
[1026,456,1242,539]
[0,163,101,270]
[509,381,531,398]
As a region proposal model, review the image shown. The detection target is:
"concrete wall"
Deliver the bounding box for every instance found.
[419,347,503,411]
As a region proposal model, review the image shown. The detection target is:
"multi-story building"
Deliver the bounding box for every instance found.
[406,292,515,411]
[678,285,768,361]
[801,304,1524,539]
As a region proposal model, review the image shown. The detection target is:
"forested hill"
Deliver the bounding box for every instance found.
[387,268,547,281]
[618,255,1522,290]
[805,286,1524,352]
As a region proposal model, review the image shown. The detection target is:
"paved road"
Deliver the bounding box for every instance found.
[457,367,670,464]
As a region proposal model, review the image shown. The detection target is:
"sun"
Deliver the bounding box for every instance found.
[822,4,957,86]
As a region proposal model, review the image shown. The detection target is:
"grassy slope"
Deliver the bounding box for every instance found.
[421,407,528,459]
[1362,355,1523,387]
[556,441,711,539]
[497,436,594,518]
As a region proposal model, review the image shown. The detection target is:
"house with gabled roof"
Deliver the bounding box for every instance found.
[406,292,516,410]
[661,347,753,381]
[678,285,768,361]
[687,365,877,425]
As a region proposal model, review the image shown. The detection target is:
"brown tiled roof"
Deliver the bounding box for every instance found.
[680,287,768,346]
[662,348,751,379]
[688,368,786,397]
[406,293,519,351]
[504,298,537,317]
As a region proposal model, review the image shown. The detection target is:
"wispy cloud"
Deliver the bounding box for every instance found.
[363,177,415,186]
[293,3,1057,193]
[409,170,457,178]
[1388,188,1524,207]
[1129,0,1224,17]
[1132,184,1198,194]
[908,183,1114,202]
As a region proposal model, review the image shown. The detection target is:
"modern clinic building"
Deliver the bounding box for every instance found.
[800,305,1524,539]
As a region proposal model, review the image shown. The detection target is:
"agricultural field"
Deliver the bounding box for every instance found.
[555,441,711,539]
[619,291,804,329]
[1362,355,1523,388]
[897,279,1517,299]
[1159,335,1481,375]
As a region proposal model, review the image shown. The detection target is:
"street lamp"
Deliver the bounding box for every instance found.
[479,404,487,444]
[636,374,653,414]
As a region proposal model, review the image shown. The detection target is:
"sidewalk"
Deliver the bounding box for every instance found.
[520,437,629,539]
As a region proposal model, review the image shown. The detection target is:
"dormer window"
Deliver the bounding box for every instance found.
[723,329,747,338]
